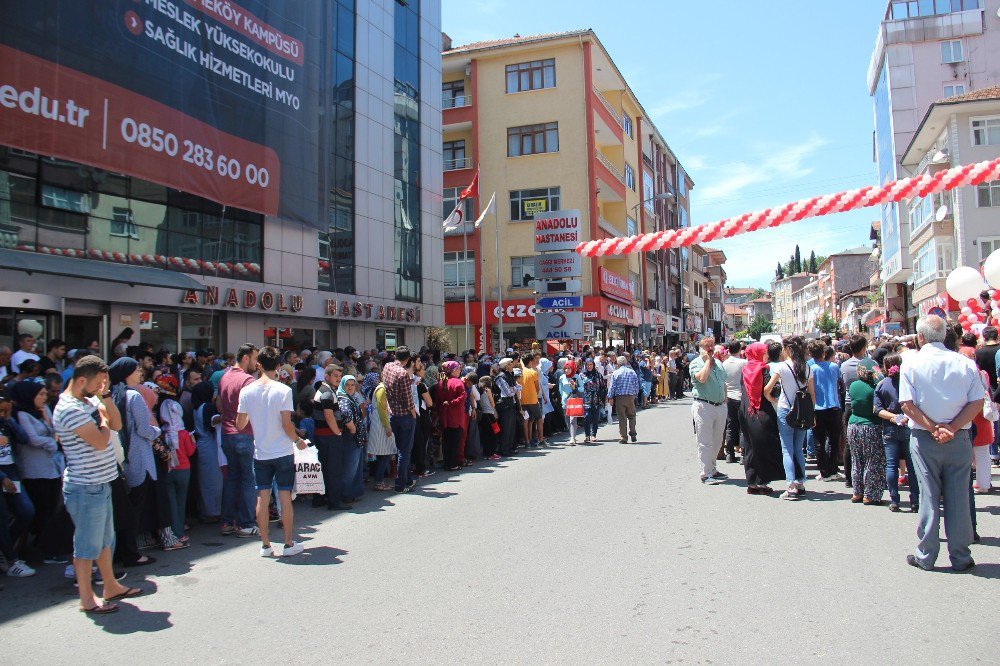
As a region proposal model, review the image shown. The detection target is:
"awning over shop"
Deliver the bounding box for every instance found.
[863,308,884,326]
[0,249,207,291]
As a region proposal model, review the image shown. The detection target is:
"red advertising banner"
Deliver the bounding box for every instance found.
[0,45,280,216]
[599,267,635,304]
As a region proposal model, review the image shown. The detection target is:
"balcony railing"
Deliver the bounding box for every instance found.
[595,149,625,184]
[444,157,472,171]
[592,87,621,124]
[442,95,471,109]
[598,216,621,237]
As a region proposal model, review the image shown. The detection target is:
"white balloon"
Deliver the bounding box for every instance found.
[947,266,986,302]
[962,306,973,316]
[984,249,1000,289]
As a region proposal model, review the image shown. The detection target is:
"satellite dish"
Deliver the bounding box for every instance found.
[936,205,948,222]
[932,150,948,163]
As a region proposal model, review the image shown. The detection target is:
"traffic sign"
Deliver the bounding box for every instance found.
[535,279,582,294]
[535,311,584,339]
[535,295,583,309]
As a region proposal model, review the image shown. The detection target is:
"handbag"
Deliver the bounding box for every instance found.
[979,372,999,422]
[150,435,171,463]
[565,397,584,418]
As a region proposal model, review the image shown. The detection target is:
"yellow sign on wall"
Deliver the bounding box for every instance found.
[523,199,548,215]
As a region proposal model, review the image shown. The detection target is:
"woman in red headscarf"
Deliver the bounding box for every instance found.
[738,342,784,494]
[559,361,583,445]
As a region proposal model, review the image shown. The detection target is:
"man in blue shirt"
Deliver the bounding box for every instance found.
[809,340,844,481]
[607,356,640,443]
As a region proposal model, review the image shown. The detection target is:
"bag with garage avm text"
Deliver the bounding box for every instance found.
[785,361,815,429]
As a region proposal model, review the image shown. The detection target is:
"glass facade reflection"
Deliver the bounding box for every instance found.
[0,148,263,280]
[320,0,357,293]
[393,0,422,302]
[873,63,901,272]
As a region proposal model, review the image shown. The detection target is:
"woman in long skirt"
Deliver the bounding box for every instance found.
[367,383,397,491]
[738,343,784,495]
[847,359,886,504]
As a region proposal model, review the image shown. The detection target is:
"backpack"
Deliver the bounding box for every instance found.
[785,361,815,429]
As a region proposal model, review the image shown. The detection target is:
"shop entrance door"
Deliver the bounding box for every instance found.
[64,315,105,354]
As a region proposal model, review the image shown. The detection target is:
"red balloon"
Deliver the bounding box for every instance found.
[958,314,968,323]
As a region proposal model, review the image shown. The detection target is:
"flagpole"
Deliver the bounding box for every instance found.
[494,198,503,352]
[480,210,487,354]
[463,223,470,352]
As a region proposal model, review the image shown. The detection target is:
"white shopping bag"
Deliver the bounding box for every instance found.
[293,444,325,495]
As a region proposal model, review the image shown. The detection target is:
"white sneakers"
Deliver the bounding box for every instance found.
[6,560,36,577]
[260,541,304,557]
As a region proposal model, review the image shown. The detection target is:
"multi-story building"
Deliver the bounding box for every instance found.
[816,247,876,322]
[868,0,997,331]
[771,273,815,336]
[702,247,728,341]
[745,296,774,324]
[440,29,693,353]
[791,276,821,335]
[900,86,1000,323]
[0,0,443,353]
[723,287,756,306]
[724,303,748,335]
[840,287,875,333]
[685,244,711,342]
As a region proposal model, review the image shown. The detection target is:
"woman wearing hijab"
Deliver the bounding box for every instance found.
[336,375,367,499]
[558,361,583,445]
[10,382,66,566]
[874,352,918,513]
[581,359,602,443]
[367,381,397,491]
[847,358,886,505]
[738,343,783,495]
[108,357,162,564]
[437,361,466,471]
[191,381,223,522]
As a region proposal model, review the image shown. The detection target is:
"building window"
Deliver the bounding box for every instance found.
[626,216,637,237]
[444,250,475,287]
[629,271,639,299]
[505,58,556,93]
[972,116,1000,146]
[40,184,89,213]
[622,114,633,137]
[511,256,535,288]
[443,140,468,171]
[442,80,466,108]
[624,164,636,191]
[443,187,474,221]
[642,172,655,211]
[977,182,1000,207]
[892,0,979,19]
[677,167,687,197]
[979,236,1000,261]
[393,0,422,302]
[507,122,558,157]
[941,39,963,64]
[944,83,966,97]
[509,187,560,221]
[109,207,139,239]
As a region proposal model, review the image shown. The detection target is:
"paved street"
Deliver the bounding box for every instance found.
[2,397,997,664]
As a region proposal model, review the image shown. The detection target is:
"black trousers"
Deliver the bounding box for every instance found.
[21,477,73,558]
[814,407,843,478]
[498,407,518,456]
[112,475,143,565]
[413,416,431,474]
[442,426,462,469]
[725,398,741,458]
[480,414,499,457]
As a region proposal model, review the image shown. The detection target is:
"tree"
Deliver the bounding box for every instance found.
[747,315,773,340]
[789,254,796,275]
[793,245,802,274]
[750,287,769,300]
[776,262,785,280]
[816,312,839,335]
[425,326,453,353]
[808,250,817,273]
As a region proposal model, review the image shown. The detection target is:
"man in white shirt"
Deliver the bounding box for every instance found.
[899,315,982,572]
[236,346,308,558]
[10,334,39,373]
[721,340,746,464]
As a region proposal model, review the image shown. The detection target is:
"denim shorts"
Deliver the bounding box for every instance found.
[253,454,295,491]
[63,481,115,560]
[523,403,542,421]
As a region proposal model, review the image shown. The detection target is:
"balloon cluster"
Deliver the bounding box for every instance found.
[948,253,1000,332]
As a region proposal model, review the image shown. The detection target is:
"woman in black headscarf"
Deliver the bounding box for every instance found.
[191,381,223,522]
[108,357,160,566]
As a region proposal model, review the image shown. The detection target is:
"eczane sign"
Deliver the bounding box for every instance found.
[533,209,582,252]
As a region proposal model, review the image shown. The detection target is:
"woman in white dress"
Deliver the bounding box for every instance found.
[366,382,397,491]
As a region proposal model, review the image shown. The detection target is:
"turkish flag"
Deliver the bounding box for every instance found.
[459,168,479,200]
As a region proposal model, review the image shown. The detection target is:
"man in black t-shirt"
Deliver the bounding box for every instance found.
[974,326,1000,389]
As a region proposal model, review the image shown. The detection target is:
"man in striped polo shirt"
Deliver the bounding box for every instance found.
[54,355,141,614]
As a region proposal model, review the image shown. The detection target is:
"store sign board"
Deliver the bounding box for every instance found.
[535,251,582,280]
[599,267,635,304]
[536,279,582,294]
[182,286,303,312]
[535,310,584,340]
[535,296,583,309]
[523,199,548,215]
[534,209,583,252]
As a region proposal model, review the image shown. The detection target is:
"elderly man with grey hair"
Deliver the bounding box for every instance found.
[607,355,640,443]
[899,315,982,572]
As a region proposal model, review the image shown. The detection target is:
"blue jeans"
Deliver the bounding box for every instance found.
[0,479,36,560]
[63,481,114,561]
[221,433,256,528]
[884,428,919,506]
[583,405,600,437]
[776,407,807,484]
[166,469,191,537]
[391,415,416,491]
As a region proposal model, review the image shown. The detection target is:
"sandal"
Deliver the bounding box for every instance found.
[104,587,143,602]
[162,541,190,551]
[80,603,119,614]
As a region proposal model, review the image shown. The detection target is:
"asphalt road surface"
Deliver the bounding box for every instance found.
[2,397,997,664]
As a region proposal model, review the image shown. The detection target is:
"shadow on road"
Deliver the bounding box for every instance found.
[88,604,173,634]
[274,545,348,567]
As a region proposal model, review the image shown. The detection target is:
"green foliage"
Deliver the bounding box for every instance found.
[747,315,773,340]
[749,287,769,300]
[816,312,839,335]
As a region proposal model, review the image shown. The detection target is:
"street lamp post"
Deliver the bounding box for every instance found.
[630,192,675,346]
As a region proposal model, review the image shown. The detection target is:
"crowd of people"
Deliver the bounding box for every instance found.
[693,315,994,572]
[1,316,993,612]
[0,331,689,612]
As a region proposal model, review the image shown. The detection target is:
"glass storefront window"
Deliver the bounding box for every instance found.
[181,313,219,353]
[138,311,219,353]
[140,311,179,353]
[377,327,403,352]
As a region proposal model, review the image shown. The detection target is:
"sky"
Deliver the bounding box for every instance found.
[441,0,888,288]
